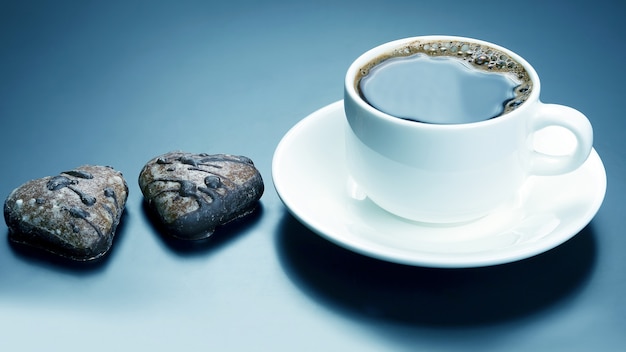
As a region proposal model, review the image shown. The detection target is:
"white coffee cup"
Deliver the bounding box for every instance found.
[344,35,593,223]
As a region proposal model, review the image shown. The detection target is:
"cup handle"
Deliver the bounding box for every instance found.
[529,103,593,176]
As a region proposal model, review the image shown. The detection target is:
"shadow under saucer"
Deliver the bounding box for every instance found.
[275,211,597,327]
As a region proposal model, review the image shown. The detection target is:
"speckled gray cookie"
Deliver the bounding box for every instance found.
[4,165,129,261]
[138,151,264,240]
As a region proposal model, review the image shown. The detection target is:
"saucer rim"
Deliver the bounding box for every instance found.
[272,100,607,268]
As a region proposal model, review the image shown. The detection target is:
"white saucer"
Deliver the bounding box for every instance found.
[272,101,606,268]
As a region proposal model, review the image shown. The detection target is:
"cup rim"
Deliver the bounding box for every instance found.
[345,35,541,129]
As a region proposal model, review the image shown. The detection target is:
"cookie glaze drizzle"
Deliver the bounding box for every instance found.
[4,165,129,261]
[139,152,264,240]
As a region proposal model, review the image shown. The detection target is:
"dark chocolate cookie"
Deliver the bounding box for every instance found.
[4,165,128,261]
[138,151,264,240]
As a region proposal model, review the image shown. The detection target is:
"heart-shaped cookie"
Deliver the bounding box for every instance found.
[139,151,264,240]
[4,165,129,261]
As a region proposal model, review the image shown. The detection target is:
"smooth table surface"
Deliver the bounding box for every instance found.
[1,1,624,351]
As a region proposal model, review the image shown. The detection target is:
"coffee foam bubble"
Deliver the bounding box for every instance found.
[356,39,533,115]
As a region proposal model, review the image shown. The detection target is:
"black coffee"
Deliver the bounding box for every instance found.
[357,40,532,124]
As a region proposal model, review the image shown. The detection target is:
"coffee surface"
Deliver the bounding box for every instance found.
[356,39,532,124]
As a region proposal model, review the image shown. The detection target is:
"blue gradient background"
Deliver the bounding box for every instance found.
[1,0,624,351]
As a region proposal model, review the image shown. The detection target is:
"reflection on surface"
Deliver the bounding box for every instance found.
[6,211,129,275]
[142,200,264,256]
[276,212,597,327]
